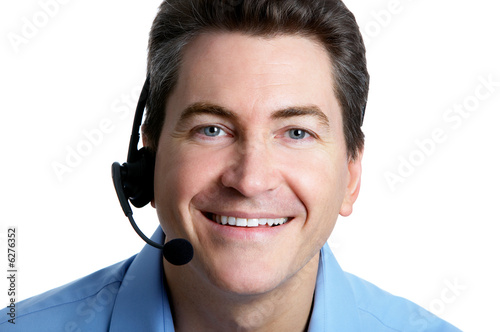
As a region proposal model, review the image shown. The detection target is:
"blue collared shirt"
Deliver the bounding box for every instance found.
[0,227,461,331]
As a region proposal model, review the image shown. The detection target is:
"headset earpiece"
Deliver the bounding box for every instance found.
[112,75,154,208]
[119,146,155,208]
[111,75,193,265]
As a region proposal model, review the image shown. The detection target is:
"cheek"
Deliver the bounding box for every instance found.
[155,142,223,211]
[153,142,202,238]
[284,147,347,207]
[284,148,348,238]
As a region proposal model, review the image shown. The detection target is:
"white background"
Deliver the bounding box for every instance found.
[1,0,499,331]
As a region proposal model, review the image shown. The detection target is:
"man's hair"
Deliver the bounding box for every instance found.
[144,0,369,160]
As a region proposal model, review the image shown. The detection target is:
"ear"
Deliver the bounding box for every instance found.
[141,125,156,209]
[141,124,151,149]
[339,150,363,217]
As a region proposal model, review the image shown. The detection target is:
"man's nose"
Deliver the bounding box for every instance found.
[220,140,281,198]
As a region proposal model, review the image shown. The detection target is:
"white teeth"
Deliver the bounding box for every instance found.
[221,215,228,225]
[247,219,259,227]
[212,215,289,227]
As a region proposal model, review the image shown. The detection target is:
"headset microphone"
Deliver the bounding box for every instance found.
[111,75,193,266]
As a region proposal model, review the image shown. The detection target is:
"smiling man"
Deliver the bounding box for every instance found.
[152,32,353,330]
[0,0,461,331]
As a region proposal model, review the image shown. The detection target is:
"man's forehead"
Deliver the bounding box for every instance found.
[179,31,332,80]
[164,31,342,130]
[179,33,334,90]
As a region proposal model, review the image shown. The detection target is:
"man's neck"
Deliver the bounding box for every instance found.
[163,253,320,332]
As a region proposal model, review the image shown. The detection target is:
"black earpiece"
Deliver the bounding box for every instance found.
[115,75,155,208]
[117,146,155,208]
[111,75,193,266]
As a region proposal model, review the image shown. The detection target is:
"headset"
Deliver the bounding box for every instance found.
[111,75,193,266]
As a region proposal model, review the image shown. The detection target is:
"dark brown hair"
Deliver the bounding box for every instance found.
[145,0,369,159]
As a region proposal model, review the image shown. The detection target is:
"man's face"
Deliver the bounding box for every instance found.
[153,32,361,295]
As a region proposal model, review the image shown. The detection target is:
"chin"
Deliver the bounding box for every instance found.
[201,253,288,297]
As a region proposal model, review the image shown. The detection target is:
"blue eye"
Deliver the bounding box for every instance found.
[203,126,224,137]
[287,129,309,140]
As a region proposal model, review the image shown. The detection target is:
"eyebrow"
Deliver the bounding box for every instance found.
[177,102,237,124]
[271,106,330,128]
[176,102,330,128]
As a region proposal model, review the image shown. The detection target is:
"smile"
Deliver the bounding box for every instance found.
[205,213,290,227]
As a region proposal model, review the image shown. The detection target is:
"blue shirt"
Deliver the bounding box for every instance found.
[1,227,461,331]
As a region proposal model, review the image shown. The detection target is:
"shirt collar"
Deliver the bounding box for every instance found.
[308,243,362,332]
[109,227,361,331]
[109,226,174,332]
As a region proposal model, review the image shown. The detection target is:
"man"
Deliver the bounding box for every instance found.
[1,0,460,331]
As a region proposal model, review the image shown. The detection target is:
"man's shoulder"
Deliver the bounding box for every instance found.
[344,272,461,332]
[0,255,136,332]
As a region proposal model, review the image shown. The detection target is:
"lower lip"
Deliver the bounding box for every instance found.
[201,213,291,241]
